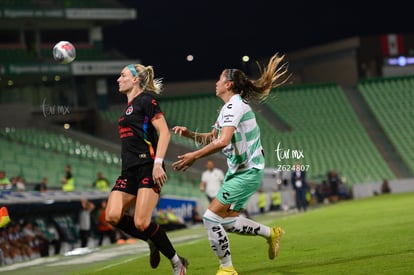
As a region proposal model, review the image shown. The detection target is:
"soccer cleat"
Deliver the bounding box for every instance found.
[267,226,284,260]
[148,240,160,269]
[173,256,189,275]
[216,265,238,275]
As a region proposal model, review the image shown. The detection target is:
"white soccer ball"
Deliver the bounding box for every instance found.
[53,41,76,64]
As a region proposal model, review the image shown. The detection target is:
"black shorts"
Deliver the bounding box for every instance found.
[112,163,161,195]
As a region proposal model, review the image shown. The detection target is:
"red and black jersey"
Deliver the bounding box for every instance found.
[118,91,163,170]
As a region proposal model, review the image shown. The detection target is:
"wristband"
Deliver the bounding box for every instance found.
[154,157,163,164]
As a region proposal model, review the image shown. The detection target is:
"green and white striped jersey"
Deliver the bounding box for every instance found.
[214,94,265,174]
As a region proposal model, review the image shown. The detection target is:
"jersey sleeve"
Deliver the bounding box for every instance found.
[219,101,243,128]
[140,93,163,120]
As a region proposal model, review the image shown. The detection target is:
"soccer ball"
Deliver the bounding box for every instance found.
[53,41,76,64]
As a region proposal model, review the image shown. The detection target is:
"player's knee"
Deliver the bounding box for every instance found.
[105,210,121,225]
[134,219,150,231]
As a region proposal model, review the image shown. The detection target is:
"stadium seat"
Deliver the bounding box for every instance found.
[358,76,414,175]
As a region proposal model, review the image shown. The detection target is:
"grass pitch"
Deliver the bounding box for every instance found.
[2,192,413,274]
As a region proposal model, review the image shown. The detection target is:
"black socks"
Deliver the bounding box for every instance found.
[115,215,176,259]
[144,222,176,259]
[114,214,148,241]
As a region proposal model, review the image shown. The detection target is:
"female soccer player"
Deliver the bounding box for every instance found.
[172,53,289,275]
[106,63,188,275]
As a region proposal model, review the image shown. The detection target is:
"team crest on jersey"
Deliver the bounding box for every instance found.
[125,106,133,115]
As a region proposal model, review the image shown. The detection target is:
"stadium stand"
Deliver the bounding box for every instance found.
[358,76,414,175]
[0,137,117,191]
[262,83,396,185]
[0,127,202,197]
[0,128,120,164]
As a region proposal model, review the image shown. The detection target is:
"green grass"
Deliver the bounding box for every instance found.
[2,192,414,274]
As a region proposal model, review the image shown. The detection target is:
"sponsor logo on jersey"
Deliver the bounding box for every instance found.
[223,114,234,123]
[118,126,133,138]
[125,106,133,115]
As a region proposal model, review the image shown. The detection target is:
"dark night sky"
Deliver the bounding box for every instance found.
[104,0,411,82]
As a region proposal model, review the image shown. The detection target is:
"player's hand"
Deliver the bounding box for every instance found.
[153,164,167,187]
[172,152,196,171]
[171,126,188,136]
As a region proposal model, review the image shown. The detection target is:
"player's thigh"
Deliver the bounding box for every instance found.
[106,191,136,222]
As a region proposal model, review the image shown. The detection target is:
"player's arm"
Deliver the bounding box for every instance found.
[172,126,217,145]
[173,126,234,171]
[200,181,206,192]
[153,114,170,160]
[152,114,170,186]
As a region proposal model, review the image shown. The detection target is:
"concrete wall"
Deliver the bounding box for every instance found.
[0,103,33,128]
[352,178,414,199]
[244,177,414,215]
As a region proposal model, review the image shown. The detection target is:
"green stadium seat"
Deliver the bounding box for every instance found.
[358,76,414,174]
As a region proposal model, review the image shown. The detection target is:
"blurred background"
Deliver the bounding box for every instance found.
[0,0,413,262]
